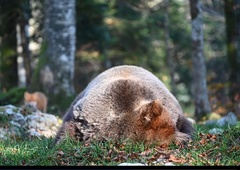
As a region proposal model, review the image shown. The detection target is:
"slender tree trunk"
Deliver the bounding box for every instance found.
[16,23,26,88]
[190,0,211,121]
[164,0,177,96]
[16,1,31,88]
[224,0,240,117]
[42,0,76,96]
[20,19,31,86]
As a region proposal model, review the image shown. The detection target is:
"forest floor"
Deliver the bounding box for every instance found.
[0,123,239,166]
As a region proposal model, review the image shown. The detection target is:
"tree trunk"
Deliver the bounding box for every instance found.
[42,0,76,96]
[16,23,27,88]
[189,0,211,121]
[224,0,240,117]
[16,2,31,88]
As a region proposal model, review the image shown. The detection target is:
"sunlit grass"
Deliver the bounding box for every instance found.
[0,123,239,166]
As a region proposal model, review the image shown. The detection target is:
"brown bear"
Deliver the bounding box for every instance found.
[55,65,194,146]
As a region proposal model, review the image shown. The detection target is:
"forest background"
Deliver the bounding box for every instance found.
[0,0,239,122]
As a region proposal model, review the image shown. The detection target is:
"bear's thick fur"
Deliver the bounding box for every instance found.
[55,65,194,145]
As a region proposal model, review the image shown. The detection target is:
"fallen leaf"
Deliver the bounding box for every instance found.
[107,149,113,157]
[140,148,152,156]
[169,154,186,163]
[210,135,217,140]
[199,139,207,145]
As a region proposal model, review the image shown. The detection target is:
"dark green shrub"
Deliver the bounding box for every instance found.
[0,87,26,106]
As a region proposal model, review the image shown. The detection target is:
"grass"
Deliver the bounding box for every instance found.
[0,123,239,166]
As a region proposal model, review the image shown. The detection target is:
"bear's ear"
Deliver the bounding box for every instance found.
[140,99,163,126]
[151,99,163,116]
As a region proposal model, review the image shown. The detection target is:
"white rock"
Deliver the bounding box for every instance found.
[44,114,58,126]
[208,128,224,134]
[10,121,21,127]
[187,118,196,125]
[165,162,176,166]
[2,105,15,114]
[217,112,238,127]
[28,130,42,138]
[0,105,27,140]
[118,163,147,166]
[50,126,58,131]
[25,112,61,138]
[38,116,46,123]
[204,119,217,126]
[37,123,48,130]
[12,113,26,126]
[0,105,61,139]
[1,105,22,115]
[28,128,37,133]
[5,108,14,115]
[0,128,8,140]
[41,131,55,138]
[204,112,238,127]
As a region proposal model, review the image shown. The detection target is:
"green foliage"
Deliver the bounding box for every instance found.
[76,0,110,49]
[0,87,26,106]
[0,0,31,90]
[48,90,75,116]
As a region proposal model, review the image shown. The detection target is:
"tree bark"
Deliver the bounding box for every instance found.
[15,1,31,88]
[190,0,211,121]
[42,0,76,96]
[16,23,26,88]
[17,19,31,87]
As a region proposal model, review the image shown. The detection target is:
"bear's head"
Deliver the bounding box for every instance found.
[133,99,177,146]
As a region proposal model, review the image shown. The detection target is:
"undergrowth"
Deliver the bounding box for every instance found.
[0,123,239,166]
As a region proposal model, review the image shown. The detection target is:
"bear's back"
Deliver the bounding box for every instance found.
[73,65,182,126]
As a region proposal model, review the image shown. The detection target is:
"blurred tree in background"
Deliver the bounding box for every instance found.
[0,0,27,90]
[189,0,211,121]
[224,0,240,118]
[0,0,238,121]
[40,0,76,96]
